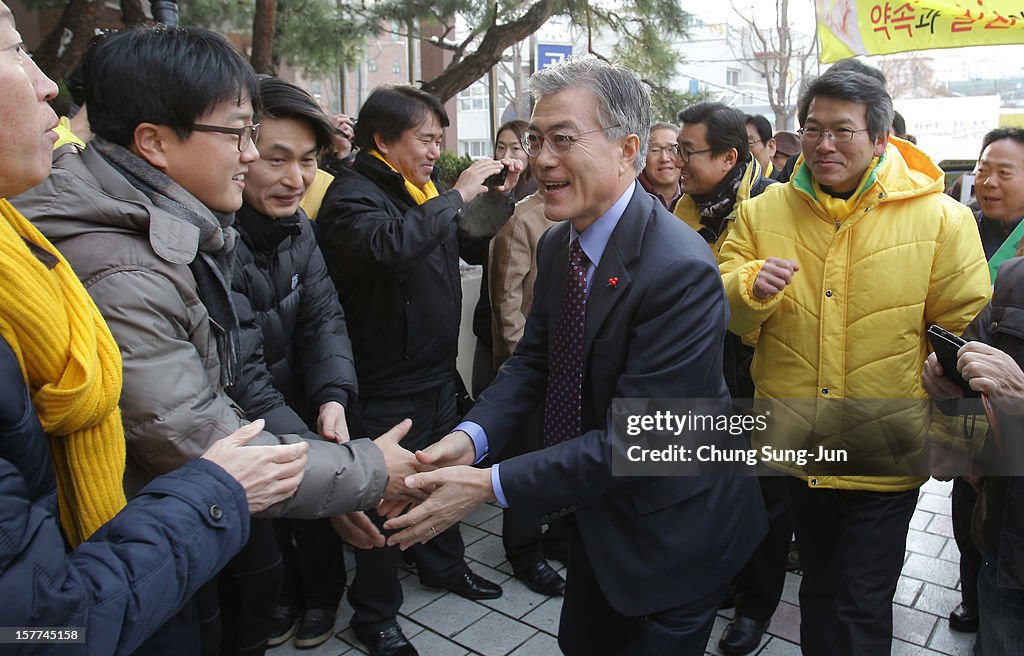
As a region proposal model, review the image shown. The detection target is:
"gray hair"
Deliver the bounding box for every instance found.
[650,121,680,134]
[529,56,651,173]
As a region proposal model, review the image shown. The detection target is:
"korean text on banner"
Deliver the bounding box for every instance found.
[816,0,1024,64]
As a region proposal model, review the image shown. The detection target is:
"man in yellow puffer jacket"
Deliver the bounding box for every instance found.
[719,71,991,656]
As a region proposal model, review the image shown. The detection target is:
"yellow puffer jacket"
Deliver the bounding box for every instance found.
[719,139,991,492]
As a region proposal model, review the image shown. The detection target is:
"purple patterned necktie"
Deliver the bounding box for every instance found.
[543,239,588,447]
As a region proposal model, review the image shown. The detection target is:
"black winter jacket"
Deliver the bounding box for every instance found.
[317,151,465,398]
[963,256,1024,591]
[229,204,357,429]
[0,337,249,654]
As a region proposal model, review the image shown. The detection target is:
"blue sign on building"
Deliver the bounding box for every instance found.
[536,44,573,71]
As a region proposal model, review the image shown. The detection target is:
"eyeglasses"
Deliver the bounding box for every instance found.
[521,124,620,158]
[748,139,762,146]
[798,126,868,144]
[192,122,261,151]
[678,146,712,163]
[648,144,681,158]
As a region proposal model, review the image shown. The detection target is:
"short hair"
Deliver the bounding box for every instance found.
[677,102,751,165]
[797,71,894,142]
[529,56,651,174]
[352,85,448,151]
[256,76,335,155]
[495,119,528,153]
[981,127,1024,156]
[745,114,773,144]
[825,58,887,86]
[84,26,259,147]
[891,110,907,138]
[649,120,680,135]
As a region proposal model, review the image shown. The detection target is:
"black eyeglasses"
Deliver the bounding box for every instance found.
[521,124,620,158]
[798,126,867,144]
[678,146,712,163]
[192,123,261,151]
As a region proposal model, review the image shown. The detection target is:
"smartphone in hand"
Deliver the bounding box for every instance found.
[483,164,509,190]
[927,324,979,397]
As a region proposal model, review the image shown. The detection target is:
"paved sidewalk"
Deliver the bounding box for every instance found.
[275,478,976,655]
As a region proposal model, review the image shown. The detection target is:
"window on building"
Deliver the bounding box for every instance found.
[391,21,402,41]
[458,81,489,112]
[392,61,402,75]
[459,140,491,159]
[726,68,740,87]
[368,59,378,72]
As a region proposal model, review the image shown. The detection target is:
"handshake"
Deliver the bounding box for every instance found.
[203,417,495,551]
[357,421,497,551]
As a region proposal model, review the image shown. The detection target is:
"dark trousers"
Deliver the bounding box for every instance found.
[977,552,1024,655]
[558,527,725,655]
[733,475,794,622]
[196,519,283,656]
[347,381,468,630]
[952,477,981,613]
[787,479,918,656]
[497,406,570,570]
[275,518,346,611]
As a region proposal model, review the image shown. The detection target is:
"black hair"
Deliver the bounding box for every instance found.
[677,102,751,164]
[495,119,528,153]
[981,127,1024,156]
[352,85,448,151]
[84,26,259,147]
[745,114,773,144]
[798,71,894,142]
[892,110,907,138]
[825,58,887,86]
[256,76,335,154]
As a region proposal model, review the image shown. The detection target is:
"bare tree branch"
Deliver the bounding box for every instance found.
[421,0,558,101]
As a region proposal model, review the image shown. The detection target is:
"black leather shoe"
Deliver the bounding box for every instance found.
[421,569,502,600]
[266,604,300,648]
[293,607,335,649]
[948,602,979,633]
[718,616,770,656]
[353,623,418,656]
[514,560,566,596]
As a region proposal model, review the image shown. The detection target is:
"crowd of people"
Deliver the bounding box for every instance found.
[1,3,1023,655]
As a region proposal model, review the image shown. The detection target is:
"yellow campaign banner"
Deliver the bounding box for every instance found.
[816,0,1024,63]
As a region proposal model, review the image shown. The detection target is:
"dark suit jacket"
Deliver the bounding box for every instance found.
[466,184,767,616]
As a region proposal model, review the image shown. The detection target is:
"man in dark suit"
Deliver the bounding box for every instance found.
[383,57,766,655]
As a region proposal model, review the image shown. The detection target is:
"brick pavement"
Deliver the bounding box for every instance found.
[273,478,976,655]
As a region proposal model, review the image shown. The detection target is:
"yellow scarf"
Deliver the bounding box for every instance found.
[368,149,439,205]
[0,199,126,546]
[812,155,881,221]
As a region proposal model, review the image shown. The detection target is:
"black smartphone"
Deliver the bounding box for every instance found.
[483,164,509,190]
[927,324,978,397]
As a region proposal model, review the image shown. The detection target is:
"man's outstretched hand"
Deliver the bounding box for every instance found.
[382,465,495,550]
[373,419,429,506]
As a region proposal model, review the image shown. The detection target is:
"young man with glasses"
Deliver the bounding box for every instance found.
[13,27,422,655]
[718,70,991,656]
[637,121,682,209]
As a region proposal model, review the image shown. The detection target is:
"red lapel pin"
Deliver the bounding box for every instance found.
[607,276,619,288]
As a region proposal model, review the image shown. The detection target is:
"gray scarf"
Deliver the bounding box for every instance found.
[91,137,242,387]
